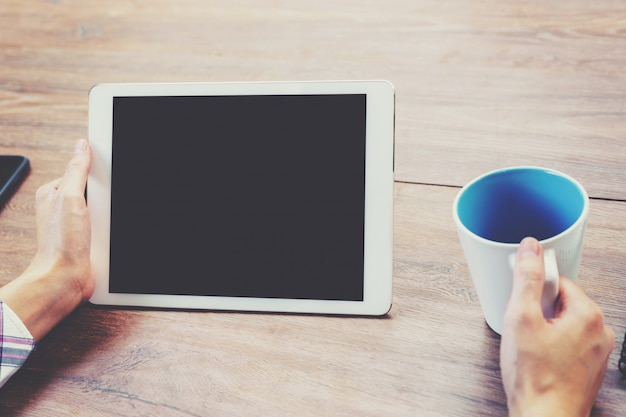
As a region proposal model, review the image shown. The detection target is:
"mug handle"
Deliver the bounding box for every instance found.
[508,248,560,319]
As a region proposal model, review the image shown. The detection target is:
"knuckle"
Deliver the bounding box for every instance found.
[503,302,541,330]
[589,302,604,322]
[517,263,544,283]
[581,301,606,333]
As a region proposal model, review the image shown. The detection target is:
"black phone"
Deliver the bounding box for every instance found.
[0,155,30,208]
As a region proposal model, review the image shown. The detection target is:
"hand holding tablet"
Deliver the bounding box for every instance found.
[88,80,395,316]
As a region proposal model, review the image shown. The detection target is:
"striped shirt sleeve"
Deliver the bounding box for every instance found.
[0,301,35,388]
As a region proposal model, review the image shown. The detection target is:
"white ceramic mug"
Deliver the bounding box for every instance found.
[453,167,589,335]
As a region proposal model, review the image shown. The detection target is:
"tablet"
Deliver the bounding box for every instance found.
[88,80,394,316]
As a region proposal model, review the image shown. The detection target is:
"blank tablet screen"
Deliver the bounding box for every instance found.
[109,94,366,301]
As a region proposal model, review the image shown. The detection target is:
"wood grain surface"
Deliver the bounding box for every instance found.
[0,1,625,416]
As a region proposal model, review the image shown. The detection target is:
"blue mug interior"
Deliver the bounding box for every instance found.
[457,168,585,244]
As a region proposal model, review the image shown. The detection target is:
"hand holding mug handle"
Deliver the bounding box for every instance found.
[501,238,614,417]
[508,248,559,319]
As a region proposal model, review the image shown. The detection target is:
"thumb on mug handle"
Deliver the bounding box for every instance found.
[508,248,559,319]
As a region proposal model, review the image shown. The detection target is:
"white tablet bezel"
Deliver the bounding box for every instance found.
[88,80,394,316]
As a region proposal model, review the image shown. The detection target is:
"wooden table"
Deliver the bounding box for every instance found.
[1,1,625,416]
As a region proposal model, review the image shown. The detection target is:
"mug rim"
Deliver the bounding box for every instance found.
[453,166,590,248]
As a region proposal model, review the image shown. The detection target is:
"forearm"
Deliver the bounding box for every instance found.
[508,395,588,417]
[0,259,84,342]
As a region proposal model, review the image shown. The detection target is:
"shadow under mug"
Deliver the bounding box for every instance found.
[453,167,589,335]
